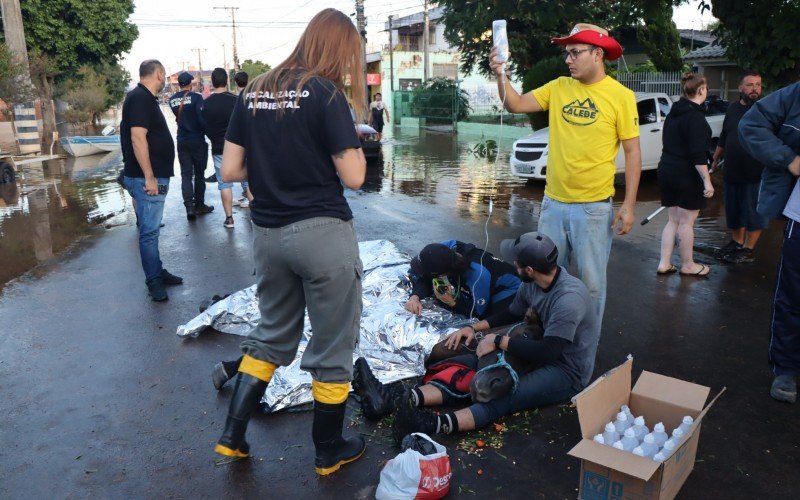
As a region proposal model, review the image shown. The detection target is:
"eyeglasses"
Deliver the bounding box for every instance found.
[563,48,594,60]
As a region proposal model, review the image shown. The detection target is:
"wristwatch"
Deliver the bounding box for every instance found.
[494,334,503,349]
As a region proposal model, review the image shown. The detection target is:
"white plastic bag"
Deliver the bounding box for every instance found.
[375,433,452,500]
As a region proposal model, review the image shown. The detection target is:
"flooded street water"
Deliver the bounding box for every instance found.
[0,123,784,291]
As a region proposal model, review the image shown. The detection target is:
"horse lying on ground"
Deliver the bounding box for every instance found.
[424,308,544,403]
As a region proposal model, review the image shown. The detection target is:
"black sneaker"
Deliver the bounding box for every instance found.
[160,268,184,285]
[147,279,168,302]
[195,203,215,215]
[391,390,437,444]
[224,216,234,228]
[205,173,218,183]
[714,240,742,259]
[723,247,754,264]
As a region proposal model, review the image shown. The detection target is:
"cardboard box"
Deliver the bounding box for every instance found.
[568,358,724,500]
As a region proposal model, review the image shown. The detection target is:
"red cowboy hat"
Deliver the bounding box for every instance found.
[552,23,623,61]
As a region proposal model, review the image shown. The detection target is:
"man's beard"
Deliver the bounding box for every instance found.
[740,92,760,105]
[517,270,533,283]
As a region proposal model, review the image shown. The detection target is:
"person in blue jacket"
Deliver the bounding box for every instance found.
[739,81,800,404]
[404,240,521,320]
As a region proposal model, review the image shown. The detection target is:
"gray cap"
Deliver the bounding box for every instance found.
[500,232,558,271]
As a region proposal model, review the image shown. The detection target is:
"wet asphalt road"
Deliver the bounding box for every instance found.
[0,127,798,498]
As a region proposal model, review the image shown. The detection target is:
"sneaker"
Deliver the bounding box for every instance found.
[205,173,218,183]
[146,279,168,302]
[771,375,797,403]
[195,203,215,215]
[160,268,184,285]
[224,216,234,228]
[239,198,249,209]
[391,389,437,444]
[212,362,232,390]
[723,247,755,264]
[714,240,742,259]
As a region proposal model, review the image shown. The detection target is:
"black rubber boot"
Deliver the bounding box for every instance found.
[185,202,197,221]
[312,401,366,475]
[214,373,268,458]
[352,357,402,420]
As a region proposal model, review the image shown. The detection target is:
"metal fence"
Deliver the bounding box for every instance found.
[616,71,682,96]
[393,89,460,133]
[463,90,530,127]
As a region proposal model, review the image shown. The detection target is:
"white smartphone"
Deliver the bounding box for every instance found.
[492,20,508,62]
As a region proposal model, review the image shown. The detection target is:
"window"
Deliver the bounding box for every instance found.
[657,98,670,119]
[637,98,657,125]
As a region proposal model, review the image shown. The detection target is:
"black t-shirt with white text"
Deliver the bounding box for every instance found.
[121,83,175,178]
[225,74,361,228]
[202,91,238,155]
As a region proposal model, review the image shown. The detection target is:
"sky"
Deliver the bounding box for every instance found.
[122,0,716,80]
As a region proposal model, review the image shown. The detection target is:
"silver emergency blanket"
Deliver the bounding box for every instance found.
[177,240,473,412]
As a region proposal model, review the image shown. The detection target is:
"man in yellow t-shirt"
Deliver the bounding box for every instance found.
[490,23,642,325]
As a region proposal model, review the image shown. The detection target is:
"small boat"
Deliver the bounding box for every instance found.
[356,124,381,160]
[61,135,121,157]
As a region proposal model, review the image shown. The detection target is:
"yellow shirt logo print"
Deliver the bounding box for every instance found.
[561,97,599,126]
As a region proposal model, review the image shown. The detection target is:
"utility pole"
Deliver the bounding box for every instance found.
[355,0,368,107]
[214,6,240,70]
[388,15,394,93]
[191,48,206,88]
[423,0,429,83]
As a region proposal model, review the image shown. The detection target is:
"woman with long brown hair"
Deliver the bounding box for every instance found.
[656,73,714,277]
[214,9,367,475]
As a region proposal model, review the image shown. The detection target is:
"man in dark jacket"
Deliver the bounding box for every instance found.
[169,72,213,220]
[711,72,767,263]
[739,81,800,403]
[405,240,521,320]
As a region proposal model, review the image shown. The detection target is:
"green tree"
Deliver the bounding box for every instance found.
[697,0,800,85]
[240,59,272,79]
[0,43,36,108]
[437,0,685,77]
[521,56,571,130]
[637,1,683,71]
[19,0,138,144]
[59,66,110,125]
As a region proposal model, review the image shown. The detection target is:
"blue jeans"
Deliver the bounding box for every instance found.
[124,176,168,283]
[537,196,614,325]
[468,364,577,428]
[212,154,249,192]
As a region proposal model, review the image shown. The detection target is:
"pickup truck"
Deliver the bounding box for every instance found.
[509,92,725,180]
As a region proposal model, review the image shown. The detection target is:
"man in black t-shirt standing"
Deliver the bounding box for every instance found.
[121,59,183,301]
[203,68,249,228]
[711,72,768,263]
[169,72,213,220]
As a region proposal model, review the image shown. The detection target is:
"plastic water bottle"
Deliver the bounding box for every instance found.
[653,451,667,462]
[631,416,649,441]
[593,434,605,445]
[662,438,677,457]
[632,446,645,457]
[492,20,509,64]
[671,427,685,445]
[652,422,669,448]
[621,404,635,424]
[602,422,620,446]
[614,411,631,434]
[677,416,694,435]
[612,440,625,451]
[620,428,639,451]
[640,434,659,458]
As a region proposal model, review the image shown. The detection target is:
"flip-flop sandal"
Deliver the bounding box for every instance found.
[656,265,678,275]
[680,264,711,277]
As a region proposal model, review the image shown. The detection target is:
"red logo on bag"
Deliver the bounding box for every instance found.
[416,456,452,499]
